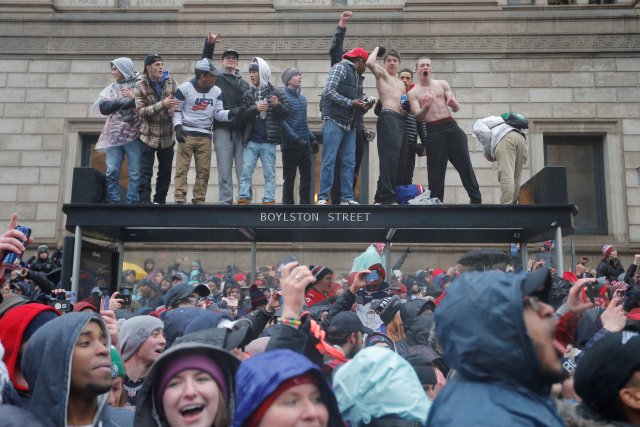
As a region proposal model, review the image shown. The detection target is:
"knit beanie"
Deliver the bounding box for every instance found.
[309,265,332,282]
[368,263,386,281]
[156,355,228,406]
[371,296,402,325]
[250,290,268,310]
[110,346,126,379]
[119,315,164,361]
[602,244,615,258]
[281,67,300,86]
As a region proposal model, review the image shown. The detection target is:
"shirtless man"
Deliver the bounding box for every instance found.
[367,47,408,205]
[409,56,482,204]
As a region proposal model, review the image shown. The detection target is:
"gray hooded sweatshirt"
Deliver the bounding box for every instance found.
[23,312,133,427]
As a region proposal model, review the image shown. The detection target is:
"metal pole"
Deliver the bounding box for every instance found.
[555,226,564,276]
[117,241,124,289]
[384,242,391,280]
[522,243,529,272]
[71,225,82,296]
[251,241,257,285]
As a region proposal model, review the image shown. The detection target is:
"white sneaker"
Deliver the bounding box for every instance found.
[340,200,359,206]
[316,199,327,205]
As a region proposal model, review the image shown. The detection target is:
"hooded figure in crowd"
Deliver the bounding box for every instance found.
[135,342,239,427]
[333,346,431,426]
[233,349,343,427]
[22,312,133,427]
[427,269,566,426]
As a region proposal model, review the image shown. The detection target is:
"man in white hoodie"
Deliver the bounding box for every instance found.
[236,57,290,205]
[93,57,143,204]
[473,113,528,204]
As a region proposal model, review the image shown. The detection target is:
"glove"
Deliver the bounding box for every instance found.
[416,143,426,157]
[310,141,320,154]
[294,138,305,147]
[174,125,186,143]
[377,47,386,58]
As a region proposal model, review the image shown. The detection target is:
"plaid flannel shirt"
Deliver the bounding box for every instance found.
[135,76,178,149]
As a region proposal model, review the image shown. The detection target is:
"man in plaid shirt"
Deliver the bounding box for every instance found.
[135,54,180,204]
[317,47,368,205]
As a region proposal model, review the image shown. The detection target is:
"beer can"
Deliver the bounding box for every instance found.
[2,225,31,269]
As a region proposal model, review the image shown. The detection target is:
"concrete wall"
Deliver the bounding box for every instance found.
[0,0,639,261]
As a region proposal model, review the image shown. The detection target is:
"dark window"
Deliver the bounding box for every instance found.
[81,133,130,189]
[544,134,607,235]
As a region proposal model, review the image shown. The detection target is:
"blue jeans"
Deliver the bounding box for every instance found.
[105,139,142,204]
[318,121,355,201]
[238,141,276,203]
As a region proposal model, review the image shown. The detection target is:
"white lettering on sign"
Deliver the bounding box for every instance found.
[258,212,372,223]
[328,212,371,222]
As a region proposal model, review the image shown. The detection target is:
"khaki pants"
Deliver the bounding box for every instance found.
[174,134,212,204]
[495,131,527,204]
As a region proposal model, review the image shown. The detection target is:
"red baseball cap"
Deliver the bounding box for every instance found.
[343,47,369,61]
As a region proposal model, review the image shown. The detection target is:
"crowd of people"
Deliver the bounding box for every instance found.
[93,10,531,207]
[1,208,640,426]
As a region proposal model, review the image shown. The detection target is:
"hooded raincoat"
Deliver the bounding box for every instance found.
[333,346,430,426]
[92,57,142,150]
[427,271,566,426]
[232,349,343,427]
[22,312,133,427]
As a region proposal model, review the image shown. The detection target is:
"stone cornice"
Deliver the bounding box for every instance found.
[0,33,639,55]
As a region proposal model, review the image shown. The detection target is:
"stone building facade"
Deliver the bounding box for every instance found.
[0,0,638,270]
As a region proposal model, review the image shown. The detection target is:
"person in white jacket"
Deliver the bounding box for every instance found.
[472,114,528,204]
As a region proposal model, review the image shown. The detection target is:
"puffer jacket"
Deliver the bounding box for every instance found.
[281,86,316,150]
[238,57,290,145]
[556,400,635,427]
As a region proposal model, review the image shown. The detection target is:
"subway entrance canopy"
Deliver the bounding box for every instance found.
[63,203,577,293]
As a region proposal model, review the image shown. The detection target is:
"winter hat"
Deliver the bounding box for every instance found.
[37,245,48,254]
[250,289,268,310]
[371,296,402,325]
[234,272,247,283]
[110,346,126,379]
[310,265,333,282]
[22,310,59,343]
[602,244,615,258]
[281,67,300,86]
[156,355,228,406]
[143,53,163,69]
[119,315,164,361]
[248,63,259,73]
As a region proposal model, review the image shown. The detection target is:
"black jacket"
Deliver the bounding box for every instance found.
[239,83,290,145]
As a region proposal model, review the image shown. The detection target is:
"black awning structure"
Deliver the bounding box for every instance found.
[63,203,576,293]
[63,203,576,245]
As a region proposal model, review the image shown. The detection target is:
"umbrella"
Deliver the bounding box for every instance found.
[122,261,147,280]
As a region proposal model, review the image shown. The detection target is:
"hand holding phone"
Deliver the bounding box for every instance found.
[365,270,379,284]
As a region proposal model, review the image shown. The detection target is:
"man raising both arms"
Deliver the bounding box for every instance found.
[367,47,408,205]
[409,56,482,204]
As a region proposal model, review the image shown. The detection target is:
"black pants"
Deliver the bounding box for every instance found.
[139,143,174,204]
[425,118,481,204]
[282,145,312,205]
[374,109,407,204]
[402,114,417,186]
[331,126,365,204]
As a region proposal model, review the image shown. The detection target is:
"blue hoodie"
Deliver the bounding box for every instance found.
[233,349,343,427]
[427,271,565,426]
[22,312,133,427]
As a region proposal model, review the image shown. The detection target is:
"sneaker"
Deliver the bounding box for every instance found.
[237,198,250,205]
[263,201,275,205]
[340,200,359,206]
[175,200,186,204]
[316,199,327,205]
